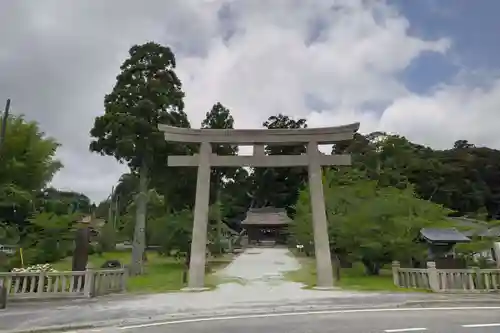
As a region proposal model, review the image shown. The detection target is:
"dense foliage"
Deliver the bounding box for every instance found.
[0,115,93,270]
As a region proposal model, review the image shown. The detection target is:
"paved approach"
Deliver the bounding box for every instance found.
[69,307,500,333]
[1,248,498,332]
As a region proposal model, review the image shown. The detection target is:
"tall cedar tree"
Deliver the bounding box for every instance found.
[201,102,238,200]
[249,114,308,214]
[201,102,238,253]
[89,42,189,275]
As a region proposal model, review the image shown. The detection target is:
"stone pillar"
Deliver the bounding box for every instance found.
[186,142,212,290]
[426,261,440,292]
[307,141,334,288]
[0,278,6,309]
[493,242,500,268]
[391,261,400,287]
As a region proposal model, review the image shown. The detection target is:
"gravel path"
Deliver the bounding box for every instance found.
[210,247,372,304]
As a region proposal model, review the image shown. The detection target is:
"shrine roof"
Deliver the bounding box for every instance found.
[419,228,470,243]
[241,207,292,226]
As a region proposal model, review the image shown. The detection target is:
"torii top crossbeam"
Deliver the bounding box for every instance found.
[158,123,360,145]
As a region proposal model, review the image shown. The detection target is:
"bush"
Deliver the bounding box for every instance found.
[97,222,117,252]
[22,213,76,265]
[0,252,9,272]
[207,241,224,257]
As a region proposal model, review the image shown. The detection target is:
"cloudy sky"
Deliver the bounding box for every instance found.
[1,0,499,203]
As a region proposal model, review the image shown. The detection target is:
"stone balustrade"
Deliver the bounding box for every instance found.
[392,261,500,292]
[0,269,126,300]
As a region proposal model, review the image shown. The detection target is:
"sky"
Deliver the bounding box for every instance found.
[1,0,499,203]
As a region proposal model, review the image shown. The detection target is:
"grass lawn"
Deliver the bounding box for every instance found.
[52,250,234,294]
[286,254,428,293]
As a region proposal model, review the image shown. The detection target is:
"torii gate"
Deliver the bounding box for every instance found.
[159,123,360,290]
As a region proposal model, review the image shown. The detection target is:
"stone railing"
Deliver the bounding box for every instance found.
[392,261,500,292]
[0,269,126,300]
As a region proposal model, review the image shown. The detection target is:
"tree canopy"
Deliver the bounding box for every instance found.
[0,115,62,230]
[89,42,189,171]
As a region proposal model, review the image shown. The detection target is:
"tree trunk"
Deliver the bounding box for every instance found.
[108,186,114,229]
[72,226,90,291]
[72,227,90,271]
[212,177,222,256]
[129,162,148,276]
[332,253,341,282]
[182,246,191,284]
[362,258,381,275]
[216,188,222,255]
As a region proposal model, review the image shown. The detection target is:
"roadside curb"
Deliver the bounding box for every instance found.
[3,323,98,333]
[400,299,500,308]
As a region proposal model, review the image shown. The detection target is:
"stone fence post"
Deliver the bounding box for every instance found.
[0,278,6,309]
[83,270,95,298]
[37,272,45,296]
[472,266,482,290]
[120,269,127,292]
[391,261,400,287]
[426,261,440,292]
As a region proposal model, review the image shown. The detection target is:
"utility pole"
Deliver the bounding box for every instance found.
[215,183,224,255]
[0,99,11,150]
[108,186,114,227]
[114,194,119,230]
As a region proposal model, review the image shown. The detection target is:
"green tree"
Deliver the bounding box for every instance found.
[219,167,252,231]
[97,221,117,253]
[21,212,77,266]
[201,102,239,254]
[333,132,500,219]
[38,188,92,215]
[155,209,193,269]
[0,116,62,229]
[89,42,190,275]
[293,168,454,278]
[0,222,20,245]
[250,114,308,213]
[201,102,239,200]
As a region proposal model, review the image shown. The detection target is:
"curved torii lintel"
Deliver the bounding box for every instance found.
[158,122,360,145]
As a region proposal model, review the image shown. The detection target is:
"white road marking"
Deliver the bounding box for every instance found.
[462,323,500,328]
[384,328,427,332]
[117,306,500,329]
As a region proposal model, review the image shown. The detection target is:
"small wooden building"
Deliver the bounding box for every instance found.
[241,207,291,245]
[419,227,471,259]
[418,227,470,268]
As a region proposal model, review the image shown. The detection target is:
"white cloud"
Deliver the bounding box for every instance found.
[381,79,500,149]
[0,0,497,203]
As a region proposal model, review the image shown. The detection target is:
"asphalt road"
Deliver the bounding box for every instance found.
[84,307,500,333]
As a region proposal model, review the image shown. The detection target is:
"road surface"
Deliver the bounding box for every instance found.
[83,307,500,333]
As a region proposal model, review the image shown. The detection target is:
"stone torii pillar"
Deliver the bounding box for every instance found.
[188,142,211,289]
[159,123,360,290]
[307,141,334,288]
